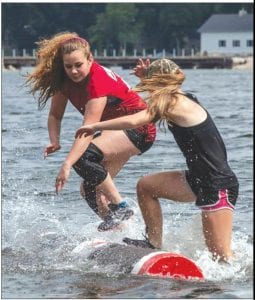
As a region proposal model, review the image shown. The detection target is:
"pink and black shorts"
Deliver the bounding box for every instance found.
[185,170,239,211]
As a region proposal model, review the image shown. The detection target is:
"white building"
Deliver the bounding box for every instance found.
[197,9,253,56]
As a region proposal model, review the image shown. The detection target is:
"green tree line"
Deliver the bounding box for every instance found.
[2,2,253,55]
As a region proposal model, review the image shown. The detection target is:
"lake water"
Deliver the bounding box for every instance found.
[1,66,253,299]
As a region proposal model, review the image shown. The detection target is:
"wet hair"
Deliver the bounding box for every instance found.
[132,59,185,124]
[26,31,92,110]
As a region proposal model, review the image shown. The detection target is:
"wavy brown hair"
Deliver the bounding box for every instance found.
[133,69,185,124]
[26,31,92,110]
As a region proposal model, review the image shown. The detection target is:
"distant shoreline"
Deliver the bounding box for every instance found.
[232,56,253,70]
[2,55,253,71]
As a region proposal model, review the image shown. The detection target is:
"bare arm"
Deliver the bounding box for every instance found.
[75,109,153,138]
[55,97,107,193]
[44,92,68,158]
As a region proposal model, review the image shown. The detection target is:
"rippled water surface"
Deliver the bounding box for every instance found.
[1,66,253,299]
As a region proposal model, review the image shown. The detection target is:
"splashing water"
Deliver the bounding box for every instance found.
[2,68,253,298]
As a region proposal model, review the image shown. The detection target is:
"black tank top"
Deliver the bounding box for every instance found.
[167,93,238,189]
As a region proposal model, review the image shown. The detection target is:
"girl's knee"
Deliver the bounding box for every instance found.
[137,176,153,197]
[136,176,157,201]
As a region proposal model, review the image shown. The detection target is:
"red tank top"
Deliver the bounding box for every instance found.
[61,61,156,142]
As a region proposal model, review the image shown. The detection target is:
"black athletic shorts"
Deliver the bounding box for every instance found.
[124,129,154,154]
[185,170,239,210]
[93,129,154,154]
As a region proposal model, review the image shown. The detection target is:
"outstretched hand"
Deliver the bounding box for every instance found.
[75,125,96,139]
[44,143,61,159]
[131,58,150,78]
[55,163,71,194]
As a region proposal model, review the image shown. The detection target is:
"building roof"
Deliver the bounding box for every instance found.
[197,12,253,33]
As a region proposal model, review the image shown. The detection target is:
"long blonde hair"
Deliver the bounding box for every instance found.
[133,67,185,123]
[26,31,92,109]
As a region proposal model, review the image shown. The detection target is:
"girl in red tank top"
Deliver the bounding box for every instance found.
[26,32,156,231]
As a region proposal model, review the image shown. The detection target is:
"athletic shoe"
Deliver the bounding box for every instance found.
[97,201,134,232]
[114,206,134,221]
[108,201,134,221]
[97,213,121,232]
[123,237,157,249]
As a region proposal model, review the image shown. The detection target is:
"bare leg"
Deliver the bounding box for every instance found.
[80,182,112,218]
[95,173,123,217]
[136,171,196,248]
[136,171,234,260]
[80,130,140,217]
[137,180,163,248]
[202,209,233,261]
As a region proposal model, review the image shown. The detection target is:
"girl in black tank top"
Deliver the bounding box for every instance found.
[75,58,239,262]
[168,93,237,191]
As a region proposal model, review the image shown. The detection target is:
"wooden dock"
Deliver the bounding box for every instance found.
[3,55,234,69]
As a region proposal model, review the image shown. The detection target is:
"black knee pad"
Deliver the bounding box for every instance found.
[82,184,99,215]
[73,143,107,217]
[73,143,107,186]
